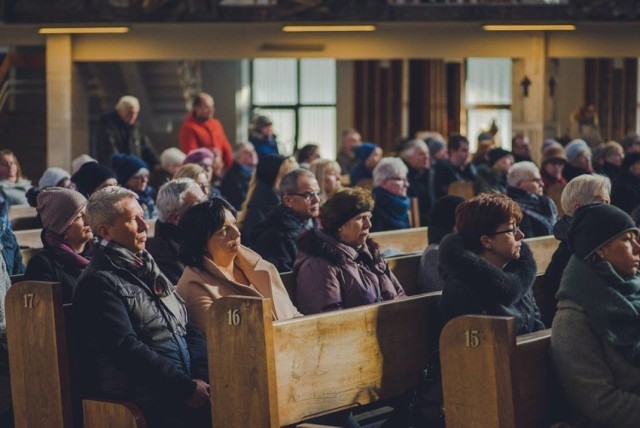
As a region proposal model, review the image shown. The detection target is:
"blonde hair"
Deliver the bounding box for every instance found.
[309,158,341,203]
[237,157,298,229]
[173,163,205,181]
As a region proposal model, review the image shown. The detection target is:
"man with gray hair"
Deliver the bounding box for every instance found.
[147,178,206,283]
[73,186,210,427]
[371,157,411,232]
[400,138,434,226]
[507,161,558,238]
[251,168,320,272]
[97,95,158,168]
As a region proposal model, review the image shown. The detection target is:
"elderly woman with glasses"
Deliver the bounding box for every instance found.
[176,197,301,332]
[294,187,405,315]
[370,157,411,232]
[506,161,558,238]
[439,193,544,335]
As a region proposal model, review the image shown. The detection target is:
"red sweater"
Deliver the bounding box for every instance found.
[179,114,233,169]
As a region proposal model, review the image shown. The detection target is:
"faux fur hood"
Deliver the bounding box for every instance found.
[296,228,383,267]
[439,232,537,305]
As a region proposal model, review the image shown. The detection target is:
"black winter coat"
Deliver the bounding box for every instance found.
[611,172,640,215]
[251,204,316,273]
[219,162,252,211]
[146,221,184,285]
[404,161,435,226]
[439,233,545,335]
[240,180,280,245]
[24,248,83,302]
[433,159,477,198]
[73,249,207,427]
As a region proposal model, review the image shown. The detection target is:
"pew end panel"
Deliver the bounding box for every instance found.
[208,293,442,427]
[440,315,553,428]
[525,235,560,274]
[83,399,147,428]
[6,281,73,427]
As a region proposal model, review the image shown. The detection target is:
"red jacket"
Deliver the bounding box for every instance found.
[179,114,233,169]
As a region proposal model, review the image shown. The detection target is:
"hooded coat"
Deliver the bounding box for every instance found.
[438,233,544,335]
[294,229,405,315]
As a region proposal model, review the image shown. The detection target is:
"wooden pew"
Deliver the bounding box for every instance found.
[8,205,36,220]
[440,315,554,428]
[525,235,559,274]
[9,205,38,231]
[207,292,443,427]
[5,281,145,427]
[370,227,428,257]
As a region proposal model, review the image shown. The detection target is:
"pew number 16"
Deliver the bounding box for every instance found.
[227,309,241,326]
[465,329,480,348]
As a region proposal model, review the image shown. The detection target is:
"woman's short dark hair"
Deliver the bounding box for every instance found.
[455,193,523,253]
[178,197,236,268]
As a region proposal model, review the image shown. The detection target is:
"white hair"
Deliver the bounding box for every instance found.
[156,178,204,222]
[560,174,611,216]
[160,148,186,168]
[115,95,140,112]
[373,157,408,188]
[400,139,428,160]
[507,161,539,187]
[87,186,138,234]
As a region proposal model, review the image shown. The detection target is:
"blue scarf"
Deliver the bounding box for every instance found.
[372,187,410,231]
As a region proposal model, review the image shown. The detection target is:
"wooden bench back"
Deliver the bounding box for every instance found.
[370,227,428,257]
[440,315,553,428]
[5,281,145,428]
[207,292,442,427]
[447,180,475,199]
[525,235,559,274]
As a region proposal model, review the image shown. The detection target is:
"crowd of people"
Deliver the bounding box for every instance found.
[1,95,640,427]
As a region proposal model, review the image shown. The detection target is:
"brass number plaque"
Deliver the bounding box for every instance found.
[465,329,480,348]
[23,294,34,309]
[227,309,241,326]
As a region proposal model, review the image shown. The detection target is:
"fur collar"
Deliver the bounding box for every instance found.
[439,233,537,305]
[296,228,382,266]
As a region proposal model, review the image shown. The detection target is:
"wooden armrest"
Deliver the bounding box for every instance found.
[83,399,146,428]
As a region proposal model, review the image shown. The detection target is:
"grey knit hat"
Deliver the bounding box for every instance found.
[565,139,591,164]
[36,187,87,235]
[38,167,71,189]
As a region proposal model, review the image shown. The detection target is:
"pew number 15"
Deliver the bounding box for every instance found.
[465,329,480,348]
[227,309,241,326]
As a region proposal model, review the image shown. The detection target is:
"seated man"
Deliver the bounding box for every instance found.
[399,139,434,226]
[251,169,320,272]
[73,186,210,428]
[433,134,477,198]
[219,142,258,210]
[147,179,206,284]
[474,148,514,195]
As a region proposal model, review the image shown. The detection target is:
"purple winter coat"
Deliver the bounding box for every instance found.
[293,229,405,315]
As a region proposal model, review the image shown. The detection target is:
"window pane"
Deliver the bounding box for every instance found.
[466,58,512,105]
[467,109,512,152]
[299,107,337,161]
[253,108,297,157]
[300,59,336,105]
[252,59,297,105]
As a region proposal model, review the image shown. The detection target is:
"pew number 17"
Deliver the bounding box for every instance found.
[227,309,241,326]
[465,329,480,348]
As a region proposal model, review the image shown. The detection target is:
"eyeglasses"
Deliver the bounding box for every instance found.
[290,191,320,201]
[488,225,521,236]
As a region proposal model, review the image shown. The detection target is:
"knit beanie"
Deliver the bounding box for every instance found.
[71,154,96,174]
[622,152,640,172]
[568,204,638,259]
[39,167,71,189]
[487,148,512,167]
[113,154,149,185]
[256,154,286,187]
[71,162,116,197]
[36,187,87,235]
[541,146,568,165]
[354,142,377,161]
[320,190,373,234]
[541,139,561,154]
[428,195,465,244]
[565,139,591,164]
[184,148,215,166]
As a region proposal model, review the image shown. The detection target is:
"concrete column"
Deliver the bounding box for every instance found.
[45,35,73,170]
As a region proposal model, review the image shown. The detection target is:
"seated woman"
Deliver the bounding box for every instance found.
[237,154,298,244]
[70,161,117,198]
[417,195,465,293]
[0,150,32,206]
[24,187,92,302]
[294,187,405,315]
[38,167,72,189]
[349,142,383,189]
[439,193,544,335]
[309,158,342,204]
[174,163,218,198]
[551,204,640,426]
[114,154,157,219]
[540,143,567,191]
[176,197,301,332]
[563,139,594,182]
[507,161,558,238]
[371,157,411,232]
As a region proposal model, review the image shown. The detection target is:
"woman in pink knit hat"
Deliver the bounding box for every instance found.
[24,187,93,302]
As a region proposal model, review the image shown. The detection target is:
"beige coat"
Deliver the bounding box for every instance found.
[177,245,301,332]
